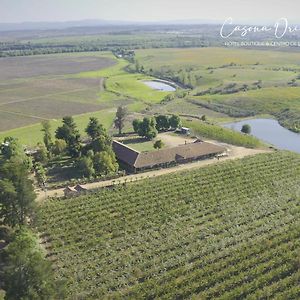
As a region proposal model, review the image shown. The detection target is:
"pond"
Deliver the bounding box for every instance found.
[223,118,300,154]
[143,80,176,92]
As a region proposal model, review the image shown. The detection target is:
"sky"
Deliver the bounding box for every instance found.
[0,0,299,24]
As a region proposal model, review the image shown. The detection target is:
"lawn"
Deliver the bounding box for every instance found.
[122,136,163,152]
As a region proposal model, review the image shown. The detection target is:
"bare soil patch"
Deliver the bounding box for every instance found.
[0,55,116,80]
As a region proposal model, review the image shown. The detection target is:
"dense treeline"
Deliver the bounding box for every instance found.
[0,35,207,57]
[0,137,64,299]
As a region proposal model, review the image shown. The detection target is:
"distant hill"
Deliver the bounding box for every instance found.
[0,19,223,32]
[0,19,139,32]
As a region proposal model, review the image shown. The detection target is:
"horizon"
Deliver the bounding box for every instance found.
[1,0,299,25]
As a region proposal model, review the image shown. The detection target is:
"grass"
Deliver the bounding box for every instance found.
[136,47,300,132]
[136,47,300,68]
[183,119,263,148]
[122,137,163,152]
[77,58,171,105]
[39,151,300,299]
[0,109,115,146]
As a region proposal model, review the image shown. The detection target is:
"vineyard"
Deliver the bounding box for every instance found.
[39,152,300,299]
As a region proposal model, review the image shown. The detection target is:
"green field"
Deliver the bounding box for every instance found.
[2,47,300,146]
[183,119,263,148]
[136,47,300,68]
[77,58,170,105]
[136,47,300,132]
[39,151,300,299]
[0,109,115,146]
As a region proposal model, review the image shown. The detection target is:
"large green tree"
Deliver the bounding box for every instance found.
[56,116,81,158]
[93,151,118,175]
[133,117,158,140]
[76,156,95,178]
[86,117,106,140]
[155,115,170,131]
[169,115,181,129]
[0,160,36,227]
[1,137,21,159]
[3,228,64,300]
[132,119,142,133]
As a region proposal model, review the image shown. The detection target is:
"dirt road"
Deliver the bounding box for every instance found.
[36,144,271,202]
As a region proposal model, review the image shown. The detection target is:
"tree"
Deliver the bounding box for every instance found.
[241,124,251,134]
[3,228,64,300]
[55,116,79,142]
[41,121,52,152]
[114,106,127,135]
[0,137,32,171]
[0,160,36,227]
[93,151,118,175]
[155,115,170,131]
[0,157,36,227]
[133,117,158,140]
[201,115,207,121]
[52,139,67,156]
[86,117,106,140]
[0,179,17,227]
[132,119,142,133]
[35,143,48,164]
[154,140,164,149]
[55,117,81,158]
[142,117,158,140]
[76,156,95,178]
[66,134,82,158]
[135,60,140,72]
[1,137,24,160]
[90,135,112,153]
[169,115,181,129]
[34,162,47,188]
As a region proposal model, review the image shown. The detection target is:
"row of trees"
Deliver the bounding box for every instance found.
[132,115,181,140]
[0,137,63,299]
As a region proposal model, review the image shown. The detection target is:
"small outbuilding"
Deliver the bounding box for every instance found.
[63,186,78,197]
[181,127,190,135]
[74,184,88,192]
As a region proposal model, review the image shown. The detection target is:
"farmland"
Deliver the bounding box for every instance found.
[0,51,171,145]
[39,151,300,299]
[0,52,116,131]
[2,47,300,147]
[136,47,300,132]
